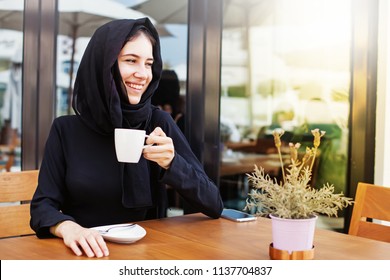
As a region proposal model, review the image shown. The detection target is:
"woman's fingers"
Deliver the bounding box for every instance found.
[60,222,109,258]
[77,236,96,258]
[96,235,110,257]
[69,241,83,257]
[68,233,109,258]
[144,127,174,169]
[148,126,166,138]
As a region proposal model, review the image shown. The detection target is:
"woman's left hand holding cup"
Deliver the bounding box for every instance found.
[143,127,174,169]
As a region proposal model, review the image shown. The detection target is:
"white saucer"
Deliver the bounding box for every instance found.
[91,223,146,244]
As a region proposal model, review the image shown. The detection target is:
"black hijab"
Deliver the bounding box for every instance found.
[72,18,163,209]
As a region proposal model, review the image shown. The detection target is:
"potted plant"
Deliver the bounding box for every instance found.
[244,128,353,259]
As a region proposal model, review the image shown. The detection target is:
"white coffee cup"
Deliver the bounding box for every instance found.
[114,128,148,163]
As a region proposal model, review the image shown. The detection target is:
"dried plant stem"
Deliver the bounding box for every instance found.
[310,147,317,172]
[277,146,286,183]
[273,129,286,183]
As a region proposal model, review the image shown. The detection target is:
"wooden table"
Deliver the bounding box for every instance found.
[1,213,390,259]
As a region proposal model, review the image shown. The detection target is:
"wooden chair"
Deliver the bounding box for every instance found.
[0,170,39,238]
[348,182,390,242]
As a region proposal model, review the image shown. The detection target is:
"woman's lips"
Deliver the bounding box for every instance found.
[125,82,144,90]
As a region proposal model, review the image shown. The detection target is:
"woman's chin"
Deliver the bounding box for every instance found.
[127,95,142,105]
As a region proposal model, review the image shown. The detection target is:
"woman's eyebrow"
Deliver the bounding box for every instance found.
[120,53,138,58]
[120,53,154,61]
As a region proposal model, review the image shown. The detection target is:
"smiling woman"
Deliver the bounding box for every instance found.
[30,17,223,258]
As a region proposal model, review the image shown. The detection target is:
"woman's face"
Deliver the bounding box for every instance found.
[117,32,154,105]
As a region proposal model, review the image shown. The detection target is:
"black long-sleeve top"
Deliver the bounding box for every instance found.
[30,112,223,238]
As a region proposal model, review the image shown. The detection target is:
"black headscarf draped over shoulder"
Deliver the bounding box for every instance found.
[72,18,163,135]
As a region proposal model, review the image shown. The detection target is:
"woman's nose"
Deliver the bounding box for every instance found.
[134,65,148,78]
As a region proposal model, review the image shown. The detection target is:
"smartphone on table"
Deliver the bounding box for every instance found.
[221,208,257,222]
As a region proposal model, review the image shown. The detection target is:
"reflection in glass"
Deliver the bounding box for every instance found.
[220,0,351,231]
[0,1,24,172]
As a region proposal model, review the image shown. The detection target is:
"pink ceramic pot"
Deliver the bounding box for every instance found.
[269,214,318,254]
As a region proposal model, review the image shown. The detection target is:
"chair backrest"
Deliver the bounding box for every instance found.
[348,182,390,242]
[0,170,39,238]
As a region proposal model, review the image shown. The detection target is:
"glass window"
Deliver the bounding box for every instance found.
[0,1,24,172]
[220,0,351,231]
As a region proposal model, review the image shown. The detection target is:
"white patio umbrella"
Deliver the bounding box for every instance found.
[0,0,22,31]
[130,0,271,27]
[130,0,188,24]
[0,0,154,113]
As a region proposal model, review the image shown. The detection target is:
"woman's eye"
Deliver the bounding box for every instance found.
[125,59,136,63]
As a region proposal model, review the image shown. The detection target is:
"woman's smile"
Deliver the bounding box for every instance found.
[125,82,145,91]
